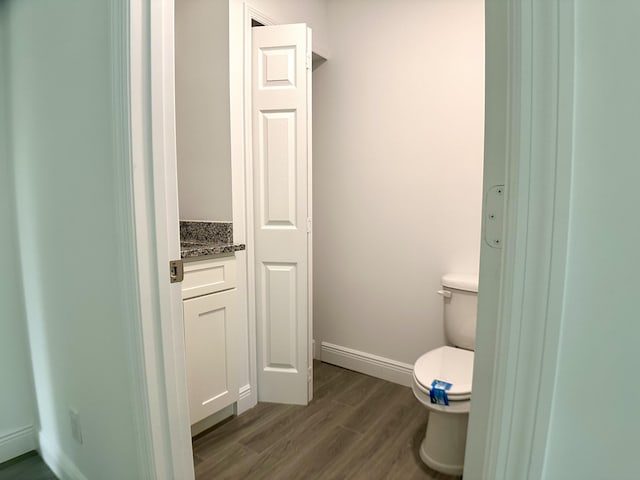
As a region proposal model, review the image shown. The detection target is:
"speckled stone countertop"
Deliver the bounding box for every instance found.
[180,221,245,259]
[180,240,245,259]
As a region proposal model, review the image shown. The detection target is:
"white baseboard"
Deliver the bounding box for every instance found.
[320,342,414,387]
[0,425,36,464]
[191,384,254,437]
[237,383,254,415]
[39,433,88,480]
[190,405,234,437]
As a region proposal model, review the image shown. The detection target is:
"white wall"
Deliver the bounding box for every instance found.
[246,0,329,57]
[313,0,485,366]
[542,2,640,478]
[7,1,151,477]
[176,0,329,223]
[175,0,233,222]
[0,2,38,462]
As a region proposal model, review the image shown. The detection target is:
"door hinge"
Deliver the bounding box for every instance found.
[306,51,312,70]
[485,185,505,249]
[169,259,184,283]
[307,217,312,233]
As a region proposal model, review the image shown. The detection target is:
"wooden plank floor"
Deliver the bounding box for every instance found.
[0,451,57,480]
[193,361,463,480]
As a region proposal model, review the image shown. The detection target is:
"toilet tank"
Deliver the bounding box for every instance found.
[440,273,479,351]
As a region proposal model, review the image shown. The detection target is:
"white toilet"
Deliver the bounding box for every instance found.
[412,273,478,476]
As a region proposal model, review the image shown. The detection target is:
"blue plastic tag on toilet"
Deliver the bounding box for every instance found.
[430,379,452,406]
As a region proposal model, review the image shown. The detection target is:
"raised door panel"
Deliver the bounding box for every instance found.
[258,110,297,228]
[183,288,238,424]
[262,262,298,370]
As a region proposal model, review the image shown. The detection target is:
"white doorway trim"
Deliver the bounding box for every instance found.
[235,2,278,408]
[465,1,575,478]
[128,0,577,478]
[129,0,194,478]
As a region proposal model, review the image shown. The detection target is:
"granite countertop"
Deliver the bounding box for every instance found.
[179,220,245,259]
[180,240,246,259]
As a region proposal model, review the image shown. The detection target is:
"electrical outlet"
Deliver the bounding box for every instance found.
[69,408,83,445]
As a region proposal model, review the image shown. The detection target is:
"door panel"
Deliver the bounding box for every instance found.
[259,110,298,227]
[183,289,239,423]
[252,23,311,405]
[263,262,298,369]
[260,46,297,88]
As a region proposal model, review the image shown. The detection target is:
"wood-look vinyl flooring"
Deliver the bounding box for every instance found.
[0,451,57,480]
[193,361,462,480]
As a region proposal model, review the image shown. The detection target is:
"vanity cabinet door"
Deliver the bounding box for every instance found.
[183,288,238,425]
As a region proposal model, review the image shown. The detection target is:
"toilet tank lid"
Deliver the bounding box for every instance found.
[441,273,479,293]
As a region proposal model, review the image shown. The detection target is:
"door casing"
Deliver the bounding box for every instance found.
[464,1,575,479]
[130,0,575,479]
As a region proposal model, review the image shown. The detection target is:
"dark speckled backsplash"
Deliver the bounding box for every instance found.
[180,221,233,244]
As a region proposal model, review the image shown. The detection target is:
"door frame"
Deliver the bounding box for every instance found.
[131,0,575,479]
[464,1,575,478]
[237,2,278,410]
[128,0,194,478]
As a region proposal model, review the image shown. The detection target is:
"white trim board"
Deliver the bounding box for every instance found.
[320,342,413,387]
[237,384,253,415]
[0,425,36,464]
[131,0,195,478]
[229,2,255,413]
[39,433,88,480]
[112,0,160,477]
[238,1,271,414]
[190,405,234,437]
[464,1,575,479]
[191,384,253,436]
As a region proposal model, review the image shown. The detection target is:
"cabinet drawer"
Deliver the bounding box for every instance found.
[182,256,236,299]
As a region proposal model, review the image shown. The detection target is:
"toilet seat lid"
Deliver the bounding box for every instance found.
[413,346,474,399]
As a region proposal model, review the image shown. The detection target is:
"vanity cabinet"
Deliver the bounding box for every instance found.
[182,256,238,425]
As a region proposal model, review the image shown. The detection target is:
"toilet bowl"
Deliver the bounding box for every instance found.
[412,274,478,476]
[412,346,474,475]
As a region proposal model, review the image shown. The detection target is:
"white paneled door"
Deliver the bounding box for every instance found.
[252,24,312,405]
